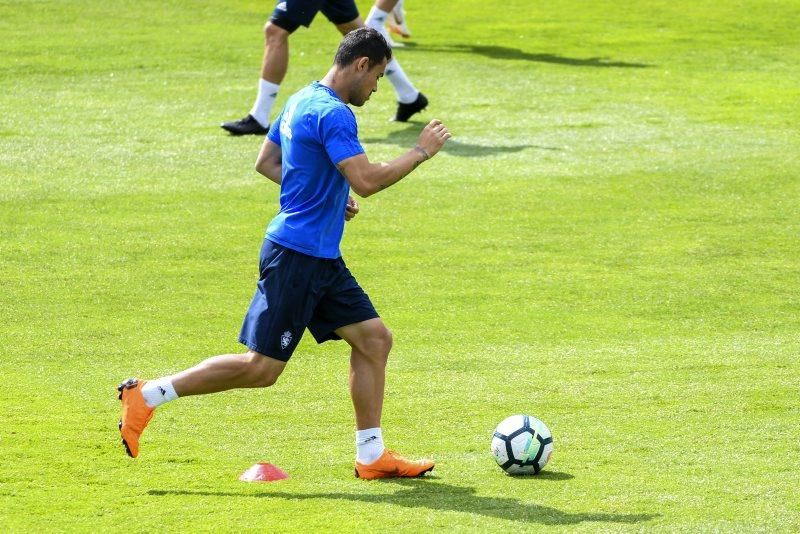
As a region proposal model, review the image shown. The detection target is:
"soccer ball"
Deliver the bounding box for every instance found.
[491,414,553,475]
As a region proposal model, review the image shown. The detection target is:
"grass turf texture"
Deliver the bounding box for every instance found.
[1,0,799,530]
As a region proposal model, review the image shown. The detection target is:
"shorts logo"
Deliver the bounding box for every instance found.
[280,330,293,349]
[276,2,287,11]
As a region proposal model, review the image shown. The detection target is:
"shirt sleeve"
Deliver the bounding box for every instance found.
[267,110,282,146]
[319,107,365,165]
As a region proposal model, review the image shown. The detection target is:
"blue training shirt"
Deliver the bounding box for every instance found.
[265,82,365,259]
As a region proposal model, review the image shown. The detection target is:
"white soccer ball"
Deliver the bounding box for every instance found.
[491,414,553,475]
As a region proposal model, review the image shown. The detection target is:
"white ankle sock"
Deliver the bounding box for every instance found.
[385,58,419,104]
[365,7,419,103]
[141,377,179,408]
[356,427,385,464]
[249,79,280,127]
[365,6,391,37]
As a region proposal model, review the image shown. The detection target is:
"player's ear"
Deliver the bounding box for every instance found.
[355,56,370,72]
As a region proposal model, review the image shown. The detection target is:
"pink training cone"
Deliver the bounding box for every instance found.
[239,462,289,482]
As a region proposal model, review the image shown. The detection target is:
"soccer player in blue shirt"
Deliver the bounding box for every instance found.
[118,27,451,479]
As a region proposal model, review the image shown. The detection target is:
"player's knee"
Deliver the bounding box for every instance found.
[245,351,284,387]
[254,371,280,388]
[250,362,281,387]
[367,325,393,362]
[380,327,393,356]
[264,22,289,45]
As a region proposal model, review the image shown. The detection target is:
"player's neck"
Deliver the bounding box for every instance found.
[320,67,351,104]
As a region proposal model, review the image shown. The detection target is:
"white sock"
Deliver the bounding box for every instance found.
[385,58,419,103]
[366,8,402,48]
[141,377,179,408]
[355,427,385,464]
[249,79,280,128]
[365,7,418,103]
[365,6,391,37]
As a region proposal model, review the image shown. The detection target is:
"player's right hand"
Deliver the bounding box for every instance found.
[417,119,451,158]
[344,195,359,222]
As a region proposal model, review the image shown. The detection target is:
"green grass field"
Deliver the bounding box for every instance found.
[2,0,799,531]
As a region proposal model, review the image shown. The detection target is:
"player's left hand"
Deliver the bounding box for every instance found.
[345,195,359,221]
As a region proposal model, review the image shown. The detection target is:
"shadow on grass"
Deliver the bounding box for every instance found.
[149,472,658,526]
[362,124,557,157]
[400,42,652,68]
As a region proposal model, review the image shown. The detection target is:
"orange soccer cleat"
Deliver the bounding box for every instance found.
[387,8,412,39]
[117,378,154,458]
[355,449,435,479]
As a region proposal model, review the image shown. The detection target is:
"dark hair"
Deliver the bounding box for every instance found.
[334,27,392,68]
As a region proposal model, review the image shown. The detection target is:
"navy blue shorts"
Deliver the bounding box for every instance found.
[238,239,379,361]
[270,0,359,33]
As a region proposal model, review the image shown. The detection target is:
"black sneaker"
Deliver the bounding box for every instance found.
[393,92,428,122]
[221,114,268,136]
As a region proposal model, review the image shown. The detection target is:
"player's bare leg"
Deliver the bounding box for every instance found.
[335,17,364,35]
[336,318,434,479]
[222,22,290,135]
[259,22,290,86]
[171,350,287,396]
[337,318,391,429]
[375,0,399,14]
[118,350,285,457]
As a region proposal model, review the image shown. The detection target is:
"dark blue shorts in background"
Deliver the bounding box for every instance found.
[238,239,379,361]
[270,0,359,33]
